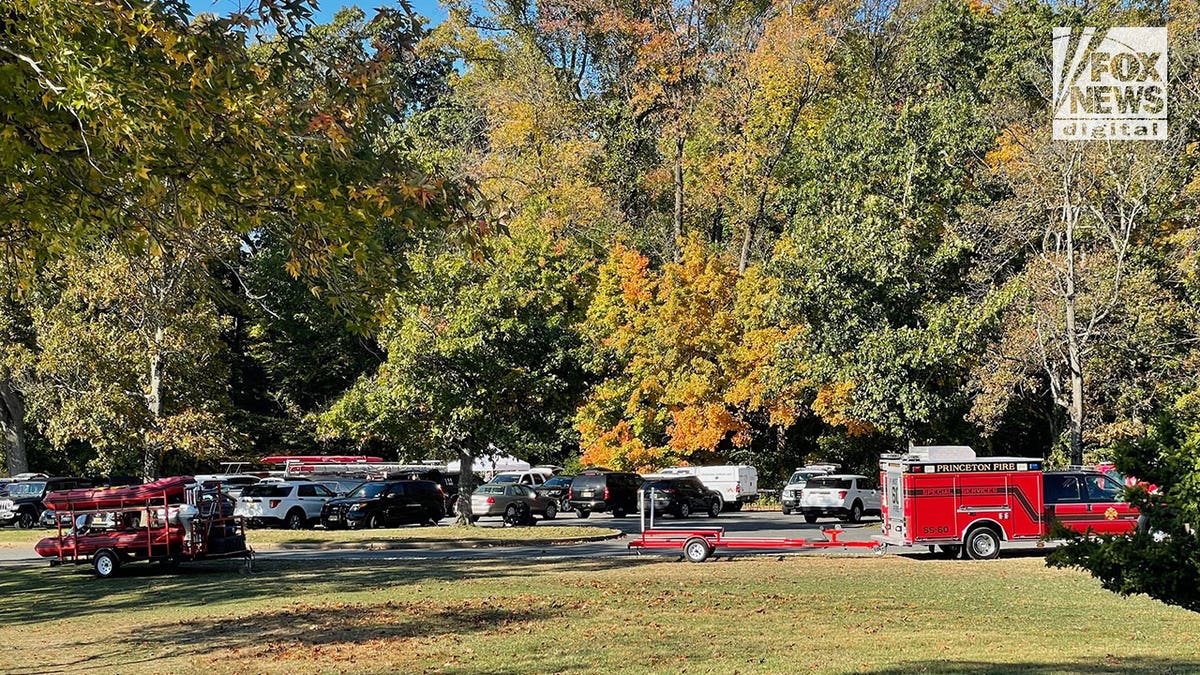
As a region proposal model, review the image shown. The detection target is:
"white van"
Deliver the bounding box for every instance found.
[660,465,758,511]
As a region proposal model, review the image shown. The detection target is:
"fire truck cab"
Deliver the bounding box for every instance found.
[879,446,1138,560]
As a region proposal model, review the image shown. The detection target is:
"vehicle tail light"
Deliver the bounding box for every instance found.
[437,485,445,495]
[604,486,610,500]
[736,482,742,494]
[269,499,281,508]
[486,496,495,504]
[568,487,573,500]
[838,491,847,500]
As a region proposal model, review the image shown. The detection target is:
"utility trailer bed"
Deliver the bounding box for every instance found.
[628,526,881,562]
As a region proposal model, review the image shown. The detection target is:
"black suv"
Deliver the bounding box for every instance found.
[387,468,459,515]
[0,477,93,528]
[320,480,446,529]
[535,475,576,513]
[568,472,643,518]
[640,476,722,519]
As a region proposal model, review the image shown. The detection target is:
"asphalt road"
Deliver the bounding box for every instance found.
[0,508,1050,568]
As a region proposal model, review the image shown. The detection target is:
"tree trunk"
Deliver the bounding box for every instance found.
[454,447,476,526]
[673,134,685,261]
[739,191,769,275]
[143,328,164,481]
[0,379,28,475]
[1062,201,1084,467]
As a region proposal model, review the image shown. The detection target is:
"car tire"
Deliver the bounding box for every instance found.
[18,511,36,529]
[559,498,573,513]
[678,503,690,519]
[803,513,818,524]
[712,493,724,513]
[846,501,863,524]
[504,504,520,527]
[707,499,721,518]
[365,514,379,529]
[285,509,307,530]
[965,527,1001,560]
[93,550,121,579]
[613,506,627,518]
[469,515,480,524]
[576,509,590,519]
[544,503,557,520]
[683,537,712,563]
[781,507,791,516]
[729,502,743,512]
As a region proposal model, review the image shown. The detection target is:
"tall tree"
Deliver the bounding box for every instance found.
[319,229,591,522]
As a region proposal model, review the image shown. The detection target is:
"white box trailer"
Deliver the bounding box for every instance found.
[661,465,758,511]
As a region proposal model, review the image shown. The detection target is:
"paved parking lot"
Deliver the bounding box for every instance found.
[0,507,1049,567]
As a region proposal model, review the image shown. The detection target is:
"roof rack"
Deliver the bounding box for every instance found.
[282,461,437,477]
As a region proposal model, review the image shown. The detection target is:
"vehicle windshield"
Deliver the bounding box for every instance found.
[542,476,571,488]
[491,474,520,484]
[788,471,822,484]
[805,477,853,490]
[241,484,293,498]
[641,480,676,490]
[10,482,46,497]
[474,485,504,495]
[346,482,389,499]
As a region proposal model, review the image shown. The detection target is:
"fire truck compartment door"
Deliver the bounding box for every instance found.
[954,474,1012,537]
[885,466,905,542]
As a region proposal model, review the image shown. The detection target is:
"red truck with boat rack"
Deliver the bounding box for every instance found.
[878,446,1139,559]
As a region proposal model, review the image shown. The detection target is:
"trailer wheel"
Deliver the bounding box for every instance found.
[93,550,121,579]
[965,527,1000,560]
[683,537,712,563]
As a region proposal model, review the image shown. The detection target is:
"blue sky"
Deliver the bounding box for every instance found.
[200,0,447,27]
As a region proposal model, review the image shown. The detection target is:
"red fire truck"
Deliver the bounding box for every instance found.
[878,446,1139,560]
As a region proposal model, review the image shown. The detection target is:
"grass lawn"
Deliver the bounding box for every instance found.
[2,553,1198,674]
[0,524,620,549]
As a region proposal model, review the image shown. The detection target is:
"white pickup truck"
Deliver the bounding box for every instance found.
[796,474,880,523]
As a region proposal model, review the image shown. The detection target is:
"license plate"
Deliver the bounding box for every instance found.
[581,491,594,498]
[327,515,338,521]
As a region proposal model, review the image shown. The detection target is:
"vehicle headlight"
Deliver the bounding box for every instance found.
[349,502,369,510]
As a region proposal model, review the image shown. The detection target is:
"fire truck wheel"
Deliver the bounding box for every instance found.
[93,550,121,579]
[683,537,712,563]
[965,527,1001,560]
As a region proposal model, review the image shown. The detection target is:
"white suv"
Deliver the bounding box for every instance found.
[780,466,836,515]
[488,470,552,487]
[235,481,337,529]
[797,474,880,524]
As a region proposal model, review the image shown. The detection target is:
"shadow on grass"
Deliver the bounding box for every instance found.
[0,556,651,627]
[863,657,1200,674]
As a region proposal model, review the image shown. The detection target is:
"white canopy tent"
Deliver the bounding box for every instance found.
[445,452,531,478]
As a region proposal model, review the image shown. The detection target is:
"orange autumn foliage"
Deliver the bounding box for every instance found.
[577,239,806,472]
